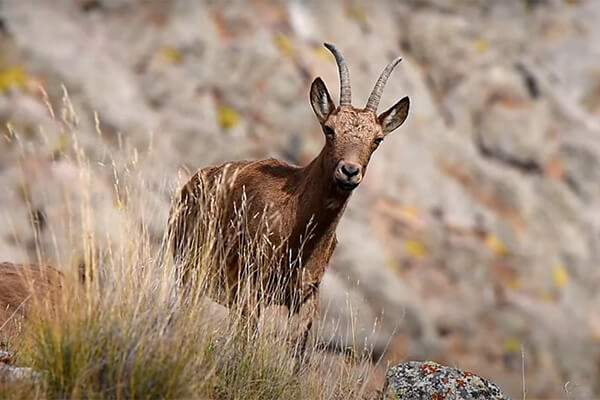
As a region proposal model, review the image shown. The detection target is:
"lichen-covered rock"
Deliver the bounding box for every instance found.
[382,361,510,400]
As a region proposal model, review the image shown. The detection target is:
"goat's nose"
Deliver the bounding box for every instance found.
[340,163,360,178]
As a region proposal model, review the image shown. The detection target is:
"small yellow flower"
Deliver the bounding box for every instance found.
[158,46,183,65]
[313,46,331,60]
[503,337,521,354]
[404,239,427,258]
[400,204,419,220]
[552,264,569,288]
[273,33,295,58]
[473,38,488,53]
[484,233,506,256]
[509,277,521,290]
[0,66,28,92]
[217,106,240,130]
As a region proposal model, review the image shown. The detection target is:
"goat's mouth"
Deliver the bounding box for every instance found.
[334,176,360,191]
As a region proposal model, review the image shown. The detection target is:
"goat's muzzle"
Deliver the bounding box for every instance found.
[334,161,362,191]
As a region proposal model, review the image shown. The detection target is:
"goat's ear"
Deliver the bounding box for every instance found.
[310,77,335,124]
[378,96,410,135]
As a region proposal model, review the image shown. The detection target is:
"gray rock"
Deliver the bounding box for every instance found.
[382,361,510,400]
[0,363,40,384]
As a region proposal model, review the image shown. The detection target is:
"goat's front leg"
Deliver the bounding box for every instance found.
[291,291,319,363]
[230,295,261,342]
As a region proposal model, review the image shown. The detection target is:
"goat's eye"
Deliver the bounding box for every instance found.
[323,126,335,136]
[373,137,384,146]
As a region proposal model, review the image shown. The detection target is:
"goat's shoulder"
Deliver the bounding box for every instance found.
[245,157,300,179]
[203,158,300,191]
[241,158,303,198]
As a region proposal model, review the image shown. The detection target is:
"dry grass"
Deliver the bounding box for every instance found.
[0,88,376,399]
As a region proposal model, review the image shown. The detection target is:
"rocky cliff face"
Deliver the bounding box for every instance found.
[1,0,599,397]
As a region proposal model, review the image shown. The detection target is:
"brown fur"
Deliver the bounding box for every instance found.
[0,262,63,339]
[169,45,410,355]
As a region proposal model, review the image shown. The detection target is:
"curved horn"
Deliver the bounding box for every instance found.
[365,57,402,112]
[323,43,351,106]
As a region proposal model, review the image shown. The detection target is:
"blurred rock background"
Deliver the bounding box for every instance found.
[1,0,600,398]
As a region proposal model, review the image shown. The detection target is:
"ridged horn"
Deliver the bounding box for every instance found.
[365,57,402,112]
[323,43,351,106]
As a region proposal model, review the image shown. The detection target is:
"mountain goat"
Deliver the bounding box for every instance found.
[169,43,410,355]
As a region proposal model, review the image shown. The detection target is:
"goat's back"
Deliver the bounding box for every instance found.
[168,158,306,302]
[0,262,63,338]
[170,158,303,256]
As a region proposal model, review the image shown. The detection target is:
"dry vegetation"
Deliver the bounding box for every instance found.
[0,92,377,400]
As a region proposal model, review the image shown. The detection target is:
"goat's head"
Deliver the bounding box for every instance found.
[310,43,410,192]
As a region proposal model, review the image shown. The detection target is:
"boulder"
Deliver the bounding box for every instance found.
[382,361,510,400]
[0,363,40,384]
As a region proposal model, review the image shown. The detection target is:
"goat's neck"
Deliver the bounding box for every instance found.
[296,148,350,235]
